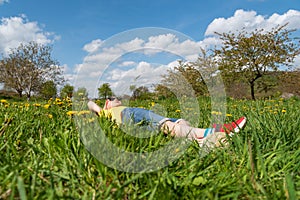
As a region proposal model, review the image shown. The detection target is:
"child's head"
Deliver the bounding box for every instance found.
[104,97,122,109]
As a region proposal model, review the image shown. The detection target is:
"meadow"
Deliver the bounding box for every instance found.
[0,96,299,199]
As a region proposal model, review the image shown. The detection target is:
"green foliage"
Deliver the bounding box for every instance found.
[73,87,88,100]
[161,58,209,98]
[131,86,152,100]
[0,97,299,199]
[0,41,64,98]
[98,83,113,99]
[214,24,300,100]
[39,80,57,99]
[60,84,74,98]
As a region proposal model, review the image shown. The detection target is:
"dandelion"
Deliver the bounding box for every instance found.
[77,110,90,115]
[65,97,72,102]
[44,104,50,109]
[66,111,77,116]
[0,99,8,104]
[212,111,222,115]
[281,109,287,113]
[175,109,181,113]
[48,114,53,119]
[151,102,155,107]
[56,101,63,106]
[243,106,248,110]
[88,118,96,123]
[226,113,232,117]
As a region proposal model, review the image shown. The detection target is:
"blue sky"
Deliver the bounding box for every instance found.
[0,0,300,97]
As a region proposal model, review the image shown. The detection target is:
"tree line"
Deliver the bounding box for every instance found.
[1,24,299,100]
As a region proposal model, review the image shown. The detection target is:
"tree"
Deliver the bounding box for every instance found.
[60,84,74,98]
[160,50,214,97]
[39,80,57,99]
[98,83,113,99]
[214,24,300,100]
[154,84,175,99]
[73,87,88,100]
[0,41,64,98]
[129,85,136,95]
[132,86,151,100]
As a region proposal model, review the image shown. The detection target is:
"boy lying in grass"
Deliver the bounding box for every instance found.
[88,97,247,148]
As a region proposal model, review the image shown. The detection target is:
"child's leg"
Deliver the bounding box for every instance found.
[162,121,211,140]
[175,119,191,126]
[162,116,247,141]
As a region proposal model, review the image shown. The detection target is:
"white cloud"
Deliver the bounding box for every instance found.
[115,37,145,52]
[143,34,203,59]
[83,39,103,53]
[205,9,300,36]
[267,10,300,29]
[0,0,9,5]
[0,15,58,55]
[145,34,178,49]
[119,61,136,67]
[294,55,300,69]
[105,61,169,95]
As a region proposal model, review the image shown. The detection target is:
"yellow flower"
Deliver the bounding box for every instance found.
[281,109,287,113]
[33,103,41,107]
[56,101,63,106]
[88,118,96,123]
[66,111,77,116]
[48,114,53,119]
[77,110,90,115]
[175,109,181,113]
[0,99,8,103]
[44,104,50,109]
[151,102,155,107]
[226,113,232,117]
[212,111,222,115]
[65,97,72,102]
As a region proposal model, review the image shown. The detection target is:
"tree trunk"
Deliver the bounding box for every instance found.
[250,81,255,100]
[17,90,22,98]
[26,93,31,100]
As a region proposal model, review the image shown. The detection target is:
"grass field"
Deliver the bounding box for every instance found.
[0,97,299,199]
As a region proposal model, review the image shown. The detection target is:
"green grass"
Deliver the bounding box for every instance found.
[0,97,299,199]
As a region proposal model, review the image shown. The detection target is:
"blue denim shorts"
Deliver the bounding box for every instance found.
[121,107,178,131]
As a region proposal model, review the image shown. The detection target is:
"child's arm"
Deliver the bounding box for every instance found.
[87,101,102,116]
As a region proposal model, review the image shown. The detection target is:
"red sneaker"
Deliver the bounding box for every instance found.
[213,116,247,135]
